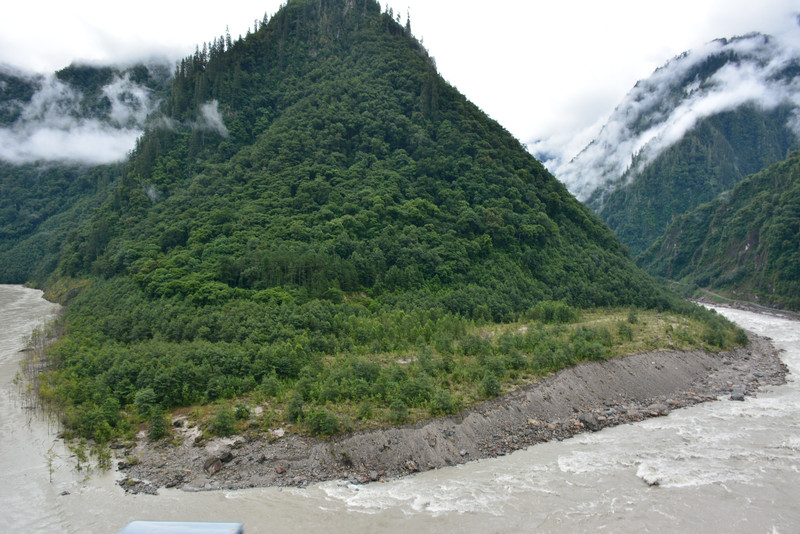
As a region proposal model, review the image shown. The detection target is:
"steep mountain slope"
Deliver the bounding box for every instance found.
[9,0,738,442]
[640,149,800,310]
[548,31,800,256]
[0,61,171,163]
[0,62,172,283]
[597,104,798,255]
[0,162,120,283]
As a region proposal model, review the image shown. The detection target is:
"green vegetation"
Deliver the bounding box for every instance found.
[0,163,120,284]
[3,0,745,443]
[592,104,799,256]
[640,149,800,310]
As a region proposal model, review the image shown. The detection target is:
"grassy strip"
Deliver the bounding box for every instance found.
[152,306,744,443]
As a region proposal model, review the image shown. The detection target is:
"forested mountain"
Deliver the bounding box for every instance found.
[1,0,739,441]
[0,62,172,154]
[0,62,172,283]
[0,162,120,283]
[547,31,800,256]
[0,61,171,130]
[640,150,800,310]
[596,104,798,255]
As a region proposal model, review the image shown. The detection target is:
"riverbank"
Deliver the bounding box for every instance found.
[691,294,800,321]
[118,332,787,494]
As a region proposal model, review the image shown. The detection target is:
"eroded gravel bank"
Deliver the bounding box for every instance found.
[119,334,787,494]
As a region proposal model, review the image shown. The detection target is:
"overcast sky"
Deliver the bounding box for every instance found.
[1,0,798,163]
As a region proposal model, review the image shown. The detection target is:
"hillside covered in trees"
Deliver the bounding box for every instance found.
[594,105,799,256]
[640,149,800,310]
[2,0,741,442]
[550,32,800,257]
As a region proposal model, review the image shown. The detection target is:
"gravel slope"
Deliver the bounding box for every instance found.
[119,334,787,494]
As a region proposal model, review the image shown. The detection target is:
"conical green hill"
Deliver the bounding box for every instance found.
[72,0,661,314]
[33,0,711,439]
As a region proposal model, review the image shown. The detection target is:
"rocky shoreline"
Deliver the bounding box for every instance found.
[118,333,787,495]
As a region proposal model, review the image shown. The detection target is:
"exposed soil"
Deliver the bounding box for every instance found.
[118,333,787,495]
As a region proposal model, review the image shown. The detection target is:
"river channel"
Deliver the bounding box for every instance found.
[1,284,797,533]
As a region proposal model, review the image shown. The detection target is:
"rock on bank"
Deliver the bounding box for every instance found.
[119,335,786,493]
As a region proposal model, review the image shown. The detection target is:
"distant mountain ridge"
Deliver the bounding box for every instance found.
[0,61,172,164]
[555,30,800,204]
[640,149,800,310]
[0,62,172,283]
[546,28,800,255]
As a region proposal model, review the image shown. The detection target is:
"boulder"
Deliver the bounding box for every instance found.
[578,413,602,431]
[204,458,223,475]
[730,386,746,401]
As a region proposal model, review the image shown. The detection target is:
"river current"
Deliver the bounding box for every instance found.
[1,284,798,533]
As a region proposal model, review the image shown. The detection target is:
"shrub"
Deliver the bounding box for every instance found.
[134,387,158,418]
[356,400,373,420]
[529,301,580,324]
[212,405,236,436]
[305,408,340,436]
[261,372,281,397]
[617,321,634,341]
[287,394,305,423]
[703,325,726,348]
[389,399,409,423]
[428,390,457,415]
[234,404,250,420]
[148,406,167,441]
[481,371,501,398]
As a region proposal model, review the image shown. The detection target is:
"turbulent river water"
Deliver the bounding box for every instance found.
[1,284,799,533]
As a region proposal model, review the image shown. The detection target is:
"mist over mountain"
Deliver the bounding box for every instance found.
[0,61,171,164]
[544,26,800,206]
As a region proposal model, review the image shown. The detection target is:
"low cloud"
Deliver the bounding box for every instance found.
[0,68,161,165]
[547,27,800,203]
[196,100,228,137]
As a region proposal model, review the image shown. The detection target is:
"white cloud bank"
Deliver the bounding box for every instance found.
[538,23,800,204]
[0,71,159,165]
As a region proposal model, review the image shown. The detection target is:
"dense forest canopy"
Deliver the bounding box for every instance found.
[592,105,799,256]
[1,0,740,441]
[640,149,800,310]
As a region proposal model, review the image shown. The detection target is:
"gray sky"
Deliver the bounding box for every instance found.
[1,0,798,164]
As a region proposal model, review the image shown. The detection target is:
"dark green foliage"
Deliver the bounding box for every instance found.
[234,404,251,420]
[593,105,799,256]
[641,150,800,310]
[389,398,409,423]
[304,407,340,436]
[212,405,236,436]
[0,0,705,440]
[287,393,305,423]
[148,406,168,441]
[0,163,120,284]
[428,389,457,415]
[134,387,158,418]
[527,300,581,324]
[481,371,501,398]
[617,321,634,341]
